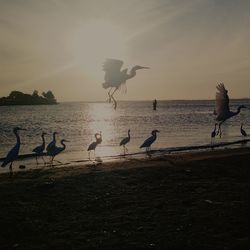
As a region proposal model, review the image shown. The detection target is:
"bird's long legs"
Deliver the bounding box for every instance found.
[9,162,13,177]
[107,88,118,109]
[217,122,224,138]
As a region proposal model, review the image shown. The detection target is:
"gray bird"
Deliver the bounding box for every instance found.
[214,83,249,137]
[87,133,102,160]
[102,59,149,109]
[1,127,26,176]
[140,130,160,153]
[120,129,131,155]
[32,132,47,164]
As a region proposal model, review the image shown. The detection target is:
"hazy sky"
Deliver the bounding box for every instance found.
[0,0,250,101]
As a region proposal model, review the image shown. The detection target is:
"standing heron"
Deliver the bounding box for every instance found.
[32,132,47,164]
[46,132,58,155]
[102,59,149,109]
[87,133,102,160]
[211,124,217,144]
[1,127,26,176]
[214,83,249,137]
[120,129,130,155]
[240,123,247,137]
[140,130,160,154]
[49,139,69,165]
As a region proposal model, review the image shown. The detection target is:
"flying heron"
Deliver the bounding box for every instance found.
[214,83,249,137]
[120,129,131,155]
[32,132,47,164]
[102,59,149,109]
[140,130,160,154]
[87,132,102,160]
[1,127,26,176]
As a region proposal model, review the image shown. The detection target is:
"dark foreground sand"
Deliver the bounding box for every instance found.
[0,148,250,250]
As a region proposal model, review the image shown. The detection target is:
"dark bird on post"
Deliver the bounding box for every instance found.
[1,127,26,176]
[214,83,249,137]
[102,59,149,109]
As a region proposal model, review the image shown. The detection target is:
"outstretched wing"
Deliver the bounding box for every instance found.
[103,59,124,83]
[215,83,230,117]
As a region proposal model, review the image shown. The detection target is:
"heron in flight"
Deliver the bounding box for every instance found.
[140,130,160,154]
[32,132,46,164]
[49,139,69,165]
[1,127,26,176]
[102,59,149,109]
[240,123,247,137]
[87,132,102,160]
[120,129,131,155]
[214,83,249,137]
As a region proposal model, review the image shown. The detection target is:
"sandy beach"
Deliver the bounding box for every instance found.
[0,148,250,250]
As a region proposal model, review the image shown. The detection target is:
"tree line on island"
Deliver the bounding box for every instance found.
[0,90,57,106]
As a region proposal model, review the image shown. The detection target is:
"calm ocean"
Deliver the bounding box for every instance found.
[0,100,249,172]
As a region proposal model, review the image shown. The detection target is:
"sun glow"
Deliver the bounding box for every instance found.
[73,20,128,81]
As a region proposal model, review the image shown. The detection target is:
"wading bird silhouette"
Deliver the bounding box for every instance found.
[240,123,247,137]
[87,133,102,160]
[46,132,58,155]
[1,127,26,176]
[102,59,149,109]
[214,83,249,137]
[49,139,69,165]
[211,123,217,144]
[120,129,130,155]
[140,130,160,154]
[32,132,47,165]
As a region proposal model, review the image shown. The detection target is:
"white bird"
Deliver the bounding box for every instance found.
[1,127,26,176]
[211,123,217,144]
[46,132,58,154]
[140,130,160,154]
[87,133,102,160]
[32,132,46,164]
[102,59,149,109]
[49,139,69,165]
[240,123,247,137]
[120,129,130,155]
[214,83,249,137]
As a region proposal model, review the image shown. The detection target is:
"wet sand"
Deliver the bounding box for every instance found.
[0,148,250,250]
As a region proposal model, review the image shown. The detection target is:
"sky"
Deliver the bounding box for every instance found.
[0,0,250,101]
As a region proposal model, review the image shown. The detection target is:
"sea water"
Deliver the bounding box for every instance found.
[0,100,249,172]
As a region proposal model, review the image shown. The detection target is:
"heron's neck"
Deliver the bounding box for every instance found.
[14,130,20,145]
[41,135,45,146]
[61,141,66,149]
[53,133,56,142]
[128,67,137,79]
[128,131,130,138]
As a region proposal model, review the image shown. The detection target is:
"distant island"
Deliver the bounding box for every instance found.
[0,90,57,106]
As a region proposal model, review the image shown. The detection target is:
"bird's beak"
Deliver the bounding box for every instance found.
[64,140,70,142]
[20,128,27,131]
[141,66,150,69]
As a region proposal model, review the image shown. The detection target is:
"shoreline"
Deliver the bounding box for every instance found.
[0,147,250,249]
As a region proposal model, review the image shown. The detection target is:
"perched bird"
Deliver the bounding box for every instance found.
[240,123,247,137]
[214,83,249,137]
[120,129,131,155]
[211,123,217,144]
[32,132,47,164]
[140,130,160,153]
[87,133,102,160]
[102,59,149,109]
[46,132,58,154]
[1,127,26,176]
[49,139,69,165]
